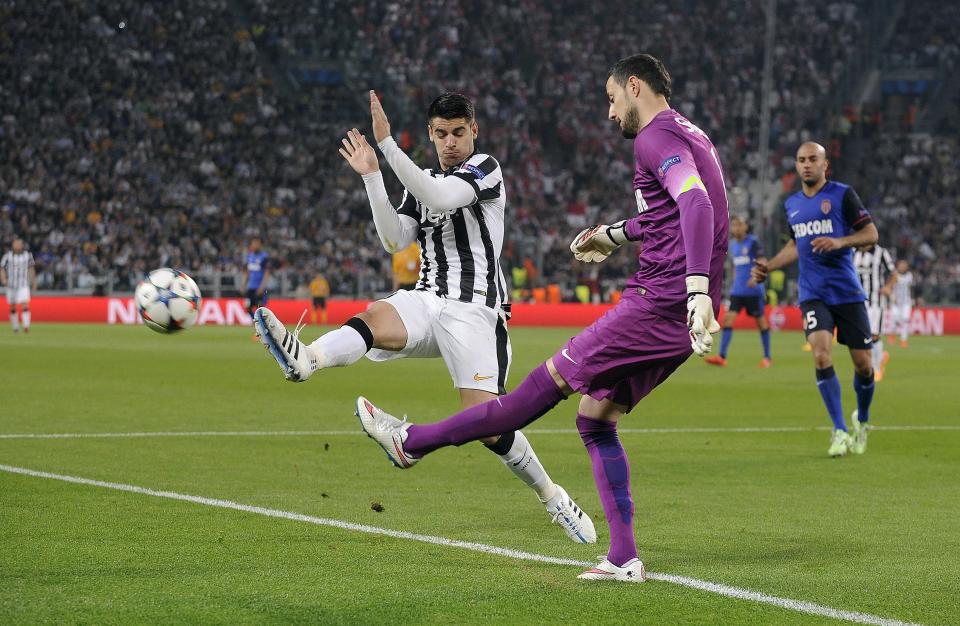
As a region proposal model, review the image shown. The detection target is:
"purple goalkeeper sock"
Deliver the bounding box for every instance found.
[404,363,567,457]
[577,414,637,567]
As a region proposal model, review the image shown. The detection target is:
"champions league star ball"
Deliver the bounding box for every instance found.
[135,268,202,334]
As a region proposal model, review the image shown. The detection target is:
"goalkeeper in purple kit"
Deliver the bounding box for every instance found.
[356,54,730,582]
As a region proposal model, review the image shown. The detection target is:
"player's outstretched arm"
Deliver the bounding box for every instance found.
[369,91,475,214]
[811,222,878,253]
[753,240,797,283]
[747,256,768,288]
[339,128,417,254]
[569,221,629,263]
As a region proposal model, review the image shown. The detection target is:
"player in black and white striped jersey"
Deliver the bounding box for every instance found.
[400,154,509,307]
[853,244,896,380]
[890,259,914,348]
[252,91,595,544]
[1,238,37,333]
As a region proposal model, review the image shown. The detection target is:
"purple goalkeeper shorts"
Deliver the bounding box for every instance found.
[552,291,692,411]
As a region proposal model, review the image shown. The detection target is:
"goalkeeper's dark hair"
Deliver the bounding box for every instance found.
[427,92,475,123]
[607,54,672,100]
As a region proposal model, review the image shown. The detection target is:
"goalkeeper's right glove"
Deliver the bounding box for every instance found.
[569,220,629,263]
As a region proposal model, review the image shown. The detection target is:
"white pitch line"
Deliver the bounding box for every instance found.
[0,430,347,440]
[0,463,924,626]
[1,425,959,440]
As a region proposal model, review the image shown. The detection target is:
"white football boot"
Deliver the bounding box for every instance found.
[850,410,869,455]
[548,485,597,544]
[356,396,419,469]
[828,428,852,457]
[254,308,318,382]
[577,557,646,582]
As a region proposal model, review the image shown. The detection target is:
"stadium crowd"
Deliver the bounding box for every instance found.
[882,0,960,70]
[1,0,957,303]
[0,0,387,296]
[845,133,960,303]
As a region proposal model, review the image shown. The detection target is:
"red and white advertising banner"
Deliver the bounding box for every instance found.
[1,297,958,335]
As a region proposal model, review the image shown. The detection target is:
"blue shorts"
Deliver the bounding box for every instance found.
[801,300,872,350]
[728,294,765,318]
[246,288,268,310]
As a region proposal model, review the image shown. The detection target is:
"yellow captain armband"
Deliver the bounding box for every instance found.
[679,174,706,194]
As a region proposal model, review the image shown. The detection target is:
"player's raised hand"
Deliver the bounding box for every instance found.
[569,221,628,263]
[370,90,391,143]
[339,128,380,175]
[750,260,769,284]
[810,236,842,253]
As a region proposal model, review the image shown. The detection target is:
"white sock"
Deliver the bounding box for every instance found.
[308,325,369,368]
[494,431,557,504]
[872,341,883,372]
[10,313,19,331]
[22,311,30,329]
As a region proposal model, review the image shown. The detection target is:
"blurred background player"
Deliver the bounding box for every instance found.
[706,215,771,368]
[243,238,270,317]
[753,142,878,457]
[254,92,595,545]
[391,242,421,291]
[1,238,37,334]
[889,259,914,348]
[309,272,330,325]
[854,244,895,380]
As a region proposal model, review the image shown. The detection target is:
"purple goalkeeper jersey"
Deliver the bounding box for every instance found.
[622,109,729,322]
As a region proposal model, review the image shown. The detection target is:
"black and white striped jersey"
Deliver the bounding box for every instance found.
[892,271,914,306]
[853,245,894,309]
[1,250,34,290]
[397,152,508,310]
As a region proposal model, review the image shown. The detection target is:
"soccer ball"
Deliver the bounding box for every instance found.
[135,268,202,334]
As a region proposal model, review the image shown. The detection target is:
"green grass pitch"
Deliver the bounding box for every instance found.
[1,324,958,625]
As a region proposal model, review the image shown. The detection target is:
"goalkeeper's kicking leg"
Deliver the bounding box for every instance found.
[256,300,597,544]
[357,290,698,581]
[357,358,649,582]
[254,302,404,382]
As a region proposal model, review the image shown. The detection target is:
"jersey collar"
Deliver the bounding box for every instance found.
[432,150,477,177]
[800,179,831,198]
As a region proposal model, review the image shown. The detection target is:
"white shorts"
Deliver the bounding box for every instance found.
[891,304,912,324]
[365,290,512,394]
[866,304,883,337]
[5,287,30,305]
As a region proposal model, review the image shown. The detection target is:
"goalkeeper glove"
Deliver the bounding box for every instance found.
[569,220,629,263]
[686,275,721,356]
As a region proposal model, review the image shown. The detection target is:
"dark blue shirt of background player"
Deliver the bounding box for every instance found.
[246,250,269,291]
[730,234,765,298]
[243,237,270,316]
[784,180,871,305]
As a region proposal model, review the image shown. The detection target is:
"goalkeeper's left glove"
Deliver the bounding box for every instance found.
[686,275,721,357]
[569,220,629,263]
